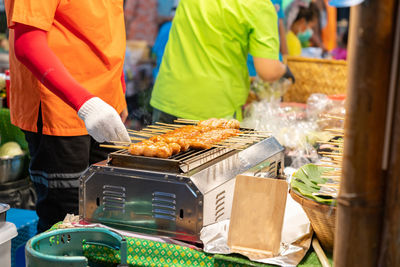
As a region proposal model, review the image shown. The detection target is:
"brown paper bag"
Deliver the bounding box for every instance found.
[227,175,288,259]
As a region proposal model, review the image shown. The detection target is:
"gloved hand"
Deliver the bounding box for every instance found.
[283,65,295,84]
[78,97,131,143]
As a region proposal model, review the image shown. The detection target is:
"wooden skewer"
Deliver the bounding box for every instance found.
[317,141,344,146]
[321,173,341,177]
[320,153,343,158]
[319,151,343,156]
[175,118,198,123]
[326,133,344,137]
[321,155,343,160]
[320,163,342,168]
[147,125,180,130]
[323,114,345,120]
[142,128,170,133]
[109,141,132,145]
[239,133,270,138]
[320,158,342,162]
[213,144,245,150]
[130,131,153,135]
[220,141,253,147]
[246,130,272,134]
[328,148,344,153]
[322,174,342,178]
[317,164,342,168]
[317,140,343,145]
[127,129,146,133]
[326,166,342,169]
[325,160,343,165]
[146,125,177,130]
[322,171,342,176]
[323,170,342,174]
[155,122,185,128]
[176,118,198,121]
[100,144,128,149]
[130,137,146,141]
[321,175,341,179]
[325,128,345,133]
[218,142,249,148]
[129,132,154,137]
[325,151,344,155]
[128,129,158,133]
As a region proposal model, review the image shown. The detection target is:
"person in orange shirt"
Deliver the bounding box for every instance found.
[4,0,130,232]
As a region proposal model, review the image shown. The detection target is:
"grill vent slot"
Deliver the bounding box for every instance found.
[215,190,226,222]
[268,161,277,177]
[102,185,126,212]
[152,192,176,221]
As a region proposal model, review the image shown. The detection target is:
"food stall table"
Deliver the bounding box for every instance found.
[43,223,331,267]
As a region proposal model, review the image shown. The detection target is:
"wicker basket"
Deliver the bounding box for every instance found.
[284,56,348,103]
[290,189,336,252]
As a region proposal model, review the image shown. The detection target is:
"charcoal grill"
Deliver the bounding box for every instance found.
[79,131,284,243]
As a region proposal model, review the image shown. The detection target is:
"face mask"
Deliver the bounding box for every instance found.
[297,28,313,43]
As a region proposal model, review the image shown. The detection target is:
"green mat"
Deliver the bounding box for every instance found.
[49,223,331,266]
[0,108,28,150]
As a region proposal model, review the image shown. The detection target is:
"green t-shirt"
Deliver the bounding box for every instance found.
[151,0,279,120]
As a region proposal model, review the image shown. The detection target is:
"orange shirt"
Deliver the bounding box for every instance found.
[322,0,337,51]
[5,0,127,136]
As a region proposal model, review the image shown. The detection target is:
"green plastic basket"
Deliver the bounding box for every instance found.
[25,227,128,267]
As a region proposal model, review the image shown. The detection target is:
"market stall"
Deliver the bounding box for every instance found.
[2,0,400,266]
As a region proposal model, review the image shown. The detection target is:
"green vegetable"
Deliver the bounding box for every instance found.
[0,141,24,157]
[291,163,336,205]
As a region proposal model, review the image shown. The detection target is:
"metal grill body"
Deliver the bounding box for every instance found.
[79,136,284,242]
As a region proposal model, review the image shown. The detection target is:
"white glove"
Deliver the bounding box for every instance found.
[78,97,131,143]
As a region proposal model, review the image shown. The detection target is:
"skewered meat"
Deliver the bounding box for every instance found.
[168,142,181,154]
[128,140,153,156]
[225,119,240,129]
[150,135,190,151]
[197,118,240,129]
[186,128,241,150]
[128,123,242,158]
[129,141,175,158]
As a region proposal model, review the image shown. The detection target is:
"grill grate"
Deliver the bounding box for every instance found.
[108,129,267,173]
[108,146,236,173]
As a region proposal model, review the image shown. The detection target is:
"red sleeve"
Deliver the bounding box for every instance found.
[13,23,94,111]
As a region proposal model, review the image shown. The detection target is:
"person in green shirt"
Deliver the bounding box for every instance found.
[150,0,294,123]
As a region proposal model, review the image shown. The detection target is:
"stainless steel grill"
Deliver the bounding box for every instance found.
[80,131,284,243]
[108,145,239,173]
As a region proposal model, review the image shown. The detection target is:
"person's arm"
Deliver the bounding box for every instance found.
[253,57,286,82]
[244,1,288,82]
[278,19,288,55]
[13,23,130,142]
[14,23,94,111]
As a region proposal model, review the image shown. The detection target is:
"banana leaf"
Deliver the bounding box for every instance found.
[291,163,337,205]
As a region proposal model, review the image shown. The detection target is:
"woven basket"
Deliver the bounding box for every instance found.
[284,56,348,103]
[290,189,336,252]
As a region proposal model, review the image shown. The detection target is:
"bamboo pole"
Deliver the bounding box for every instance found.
[334,1,397,266]
[378,1,400,265]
